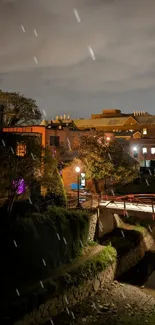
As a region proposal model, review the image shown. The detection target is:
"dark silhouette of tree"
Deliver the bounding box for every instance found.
[0,90,41,126]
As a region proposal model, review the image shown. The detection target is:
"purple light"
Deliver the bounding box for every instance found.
[13,179,25,194]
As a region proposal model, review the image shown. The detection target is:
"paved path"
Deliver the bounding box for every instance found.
[46,281,155,325]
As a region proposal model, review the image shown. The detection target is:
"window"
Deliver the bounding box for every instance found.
[151,147,155,154]
[142,128,147,135]
[50,136,59,147]
[142,147,147,154]
[16,143,26,157]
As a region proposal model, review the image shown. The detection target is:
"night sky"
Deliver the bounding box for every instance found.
[1,0,155,119]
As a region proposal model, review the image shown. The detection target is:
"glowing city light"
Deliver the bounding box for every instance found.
[75,166,80,173]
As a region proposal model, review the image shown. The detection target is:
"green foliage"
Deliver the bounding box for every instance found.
[87,240,98,246]
[79,132,138,190]
[42,154,66,196]
[0,90,41,126]
[38,147,67,206]
[0,137,66,212]
[0,207,90,288]
[0,134,42,199]
[61,245,116,288]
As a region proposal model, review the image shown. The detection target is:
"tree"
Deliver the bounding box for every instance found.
[38,147,67,206]
[0,135,43,215]
[0,90,41,126]
[78,132,138,193]
[0,135,66,217]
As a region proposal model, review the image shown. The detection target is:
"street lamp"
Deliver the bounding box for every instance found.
[75,166,81,208]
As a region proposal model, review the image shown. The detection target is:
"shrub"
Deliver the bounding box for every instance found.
[0,207,90,290]
[60,245,117,288]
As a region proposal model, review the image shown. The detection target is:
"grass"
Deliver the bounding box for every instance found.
[7,245,116,324]
[59,245,117,289]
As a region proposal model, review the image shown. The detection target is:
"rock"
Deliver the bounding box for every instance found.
[98,304,104,309]
[93,279,100,291]
[126,303,132,309]
[81,317,87,322]
[100,306,109,312]
[114,280,118,284]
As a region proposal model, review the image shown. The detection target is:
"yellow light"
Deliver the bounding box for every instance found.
[75,166,80,173]
[107,137,110,141]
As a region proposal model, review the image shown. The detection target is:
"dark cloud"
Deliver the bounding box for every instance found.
[0,0,155,118]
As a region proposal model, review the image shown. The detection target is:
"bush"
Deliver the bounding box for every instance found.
[60,245,117,288]
[0,207,90,289]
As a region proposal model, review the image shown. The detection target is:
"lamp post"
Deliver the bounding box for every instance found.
[75,166,81,208]
[143,152,147,168]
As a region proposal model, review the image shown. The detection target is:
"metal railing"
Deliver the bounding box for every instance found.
[66,193,155,209]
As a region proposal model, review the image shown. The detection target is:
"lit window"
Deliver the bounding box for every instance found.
[143,128,147,135]
[142,147,147,154]
[16,143,26,157]
[151,147,155,154]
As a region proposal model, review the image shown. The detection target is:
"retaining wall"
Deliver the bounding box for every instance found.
[15,229,154,325]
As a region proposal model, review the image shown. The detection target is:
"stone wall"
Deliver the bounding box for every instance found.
[115,229,154,278]
[15,230,154,325]
[88,212,98,241]
[98,208,115,238]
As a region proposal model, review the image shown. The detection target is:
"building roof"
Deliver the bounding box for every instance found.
[74,117,128,127]
[74,114,155,128]
[40,119,47,126]
[135,116,155,124]
[41,113,155,130]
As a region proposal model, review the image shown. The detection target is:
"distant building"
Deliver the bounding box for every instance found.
[41,109,155,168]
[3,108,155,190]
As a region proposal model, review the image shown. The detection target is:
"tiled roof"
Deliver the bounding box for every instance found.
[74,115,155,127]
[134,116,155,124]
[42,114,155,129]
[74,117,128,127]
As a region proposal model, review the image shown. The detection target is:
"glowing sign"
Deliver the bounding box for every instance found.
[13,179,25,194]
[80,173,85,187]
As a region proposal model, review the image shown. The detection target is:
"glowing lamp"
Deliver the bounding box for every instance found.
[75,166,80,173]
